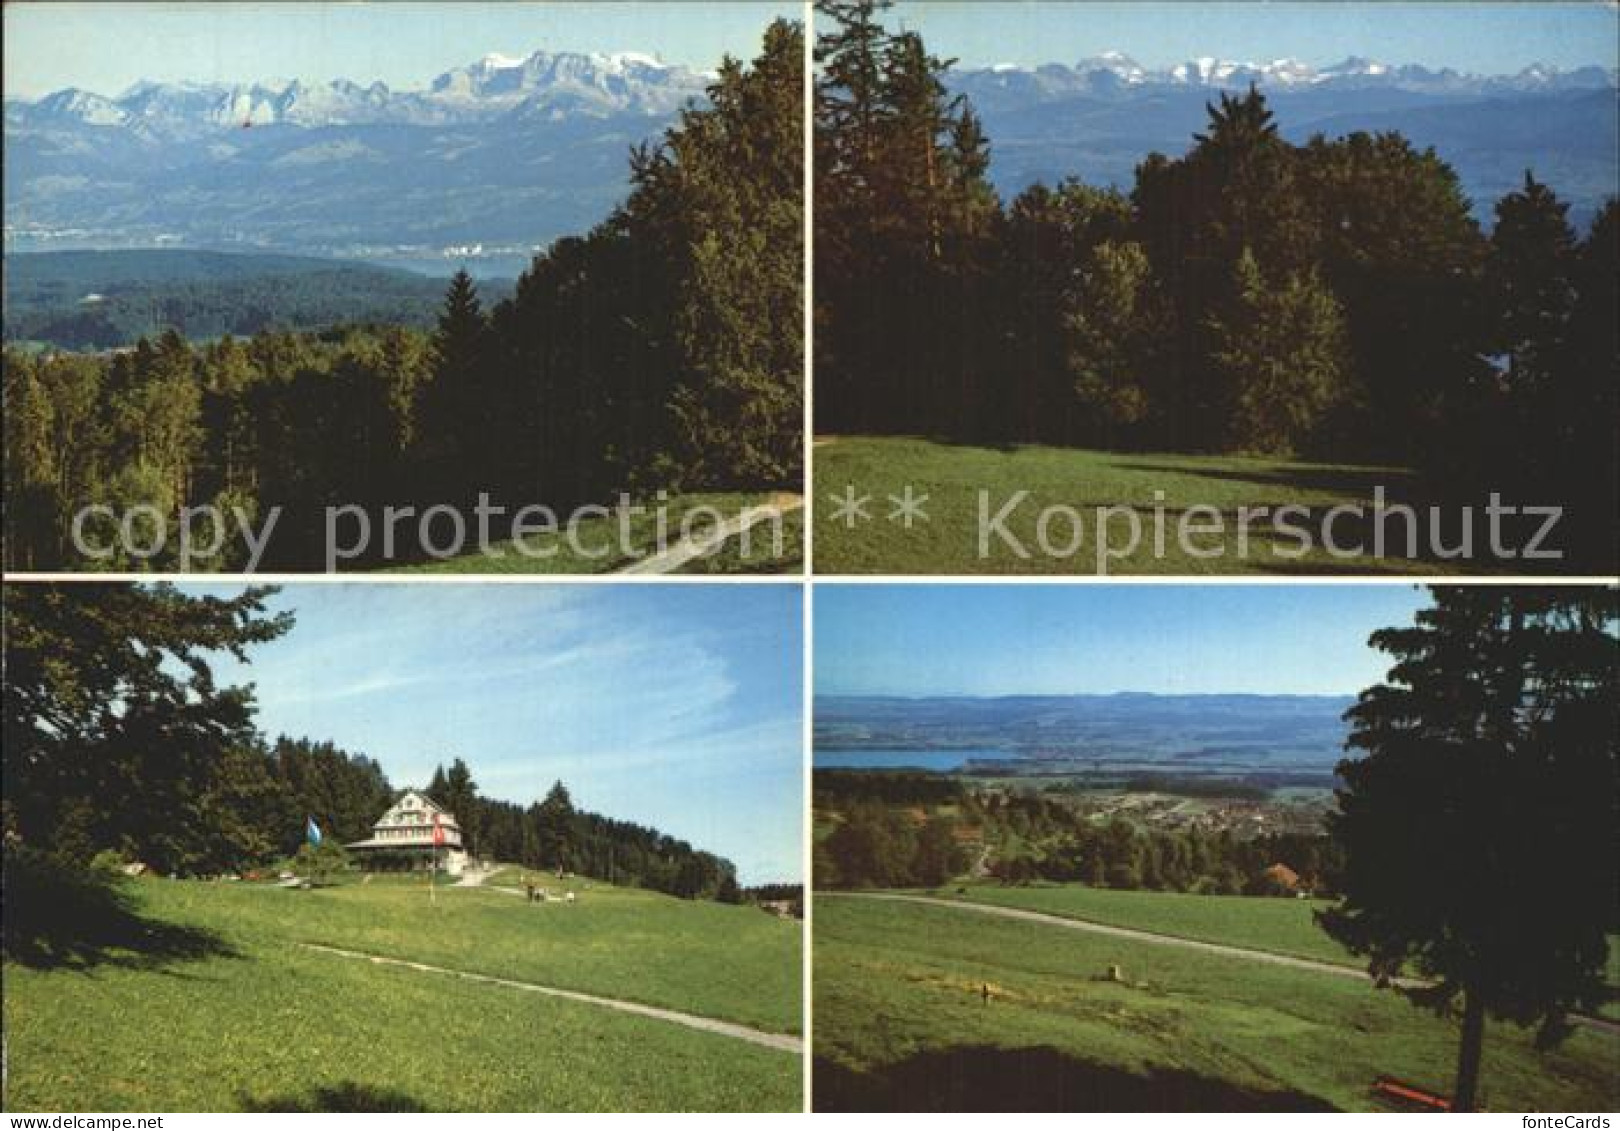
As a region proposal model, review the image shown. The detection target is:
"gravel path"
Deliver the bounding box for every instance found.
[617,495,803,575]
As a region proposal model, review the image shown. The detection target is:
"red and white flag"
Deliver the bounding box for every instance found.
[432,812,445,847]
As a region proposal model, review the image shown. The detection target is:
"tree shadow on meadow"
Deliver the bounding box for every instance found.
[1,848,235,972]
[238,1082,429,1112]
[1109,458,1416,499]
[813,1047,1339,1112]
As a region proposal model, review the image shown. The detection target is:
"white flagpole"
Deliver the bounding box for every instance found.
[430,812,441,906]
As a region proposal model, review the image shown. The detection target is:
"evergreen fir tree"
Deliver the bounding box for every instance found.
[1323,588,1618,1112]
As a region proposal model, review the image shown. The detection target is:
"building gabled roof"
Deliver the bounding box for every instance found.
[372,789,461,832]
[393,789,449,815]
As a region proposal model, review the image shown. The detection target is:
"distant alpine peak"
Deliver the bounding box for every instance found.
[472,47,667,71]
[1323,55,1389,77]
[15,46,709,134]
[478,51,526,70]
[1075,51,1147,81]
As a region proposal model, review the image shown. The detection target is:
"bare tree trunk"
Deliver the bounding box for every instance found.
[1452,987,1487,1112]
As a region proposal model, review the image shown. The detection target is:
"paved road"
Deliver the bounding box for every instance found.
[299,942,803,1053]
[617,495,803,575]
[834,893,1620,1037]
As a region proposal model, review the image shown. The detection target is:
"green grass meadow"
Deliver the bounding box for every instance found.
[812,891,1617,1112]
[932,882,1357,966]
[3,874,802,1111]
[389,491,802,574]
[813,436,1499,575]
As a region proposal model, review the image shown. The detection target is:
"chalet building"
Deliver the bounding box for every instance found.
[346,790,469,875]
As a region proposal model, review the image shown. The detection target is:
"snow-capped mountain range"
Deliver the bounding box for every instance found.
[16,49,1613,137]
[950,52,1617,230]
[960,52,1618,98]
[4,48,1614,260]
[6,48,712,135]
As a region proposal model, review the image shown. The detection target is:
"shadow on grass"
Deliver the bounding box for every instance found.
[2,847,235,972]
[813,1047,1338,1112]
[239,1083,429,1112]
[1112,459,1417,498]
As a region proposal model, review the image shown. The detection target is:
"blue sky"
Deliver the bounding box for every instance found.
[816,583,1431,698]
[184,582,803,886]
[4,2,802,99]
[890,2,1618,73]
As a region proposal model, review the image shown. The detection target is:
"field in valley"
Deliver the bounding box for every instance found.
[813,436,1502,575]
[812,888,1617,1111]
[3,871,802,1111]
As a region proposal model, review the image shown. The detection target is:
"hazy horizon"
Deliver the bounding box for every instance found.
[886,2,1619,75]
[4,1,801,100]
[816,584,1429,698]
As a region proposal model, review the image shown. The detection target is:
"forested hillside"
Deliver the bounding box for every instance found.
[813,770,1337,894]
[2,583,742,900]
[4,250,513,349]
[814,0,1617,568]
[4,20,803,571]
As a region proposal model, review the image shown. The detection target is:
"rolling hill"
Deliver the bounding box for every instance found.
[3,249,515,348]
[2,868,802,1111]
[813,891,1615,1111]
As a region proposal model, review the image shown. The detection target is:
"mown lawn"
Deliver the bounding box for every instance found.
[389,491,802,574]
[812,894,1616,1112]
[813,436,1507,575]
[3,875,802,1112]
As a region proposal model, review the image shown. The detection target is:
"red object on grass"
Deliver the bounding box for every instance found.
[1372,1076,1452,1111]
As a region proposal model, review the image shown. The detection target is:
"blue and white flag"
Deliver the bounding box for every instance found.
[306,817,323,847]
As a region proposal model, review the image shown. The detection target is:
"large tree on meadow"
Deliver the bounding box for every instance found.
[1322,587,1617,1111]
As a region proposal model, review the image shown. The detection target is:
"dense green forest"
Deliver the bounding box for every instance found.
[3,251,509,350]
[2,583,743,901]
[814,0,1617,567]
[813,770,1338,895]
[4,20,803,571]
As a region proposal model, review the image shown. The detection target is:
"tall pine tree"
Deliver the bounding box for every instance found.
[1323,588,1617,1112]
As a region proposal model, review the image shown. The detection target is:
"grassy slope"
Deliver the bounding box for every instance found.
[812,895,1615,1112]
[935,882,1356,966]
[389,492,802,574]
[932,882,1620,1018]
[813,436,1489,575]
[4,876,801,1112]
[680,505,805,575]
